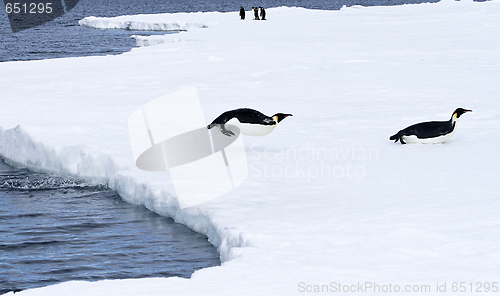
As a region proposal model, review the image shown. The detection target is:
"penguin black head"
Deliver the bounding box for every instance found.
[453,108,472,119]
[272,113,293,123]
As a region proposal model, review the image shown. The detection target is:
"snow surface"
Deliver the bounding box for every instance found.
[1,1,500,295]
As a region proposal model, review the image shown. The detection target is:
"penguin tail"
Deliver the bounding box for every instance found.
[207,123,215,129]
[390,133,407,145]
[389,132,404,144]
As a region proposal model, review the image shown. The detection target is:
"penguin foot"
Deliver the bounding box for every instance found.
[220,127,235,137]
[209,124,235,137]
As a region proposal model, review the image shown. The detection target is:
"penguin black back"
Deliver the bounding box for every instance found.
[390,121,454,142]
[208,108,275,128]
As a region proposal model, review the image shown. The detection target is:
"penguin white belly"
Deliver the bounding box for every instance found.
[226,118,277,136]
[402,129,456,144]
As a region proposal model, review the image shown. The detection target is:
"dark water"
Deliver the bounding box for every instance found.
[0,160,220,295]
[0,0,445,62]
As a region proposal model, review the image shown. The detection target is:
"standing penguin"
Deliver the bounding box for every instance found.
[389,108,472,144]
[259,6,266,20]
[239,6,245,20]
[253,7,260,20]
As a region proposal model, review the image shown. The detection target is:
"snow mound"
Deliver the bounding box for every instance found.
[79,14,209,31]
[130,34,196,47]
[0,126,119,181]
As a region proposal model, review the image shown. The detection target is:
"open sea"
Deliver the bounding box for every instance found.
[0,160,220,295]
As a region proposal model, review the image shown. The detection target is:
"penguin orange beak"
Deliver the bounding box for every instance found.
[464,109,472,113]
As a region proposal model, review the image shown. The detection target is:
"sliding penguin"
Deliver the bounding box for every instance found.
[390,108,472,144]
[207,108,292,136]
[239,7,245,20]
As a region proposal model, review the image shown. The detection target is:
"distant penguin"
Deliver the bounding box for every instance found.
[207,108,292,136]
[253,7,260,20]
[390,108,472,144]
[239,6,245,20]
[259,7,266,20]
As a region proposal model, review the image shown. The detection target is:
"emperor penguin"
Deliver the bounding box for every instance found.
[259,6,266,20]
[207,108,292,136]
[239,6,245,20]
[390,108,472,144]
[253,7,260,20]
